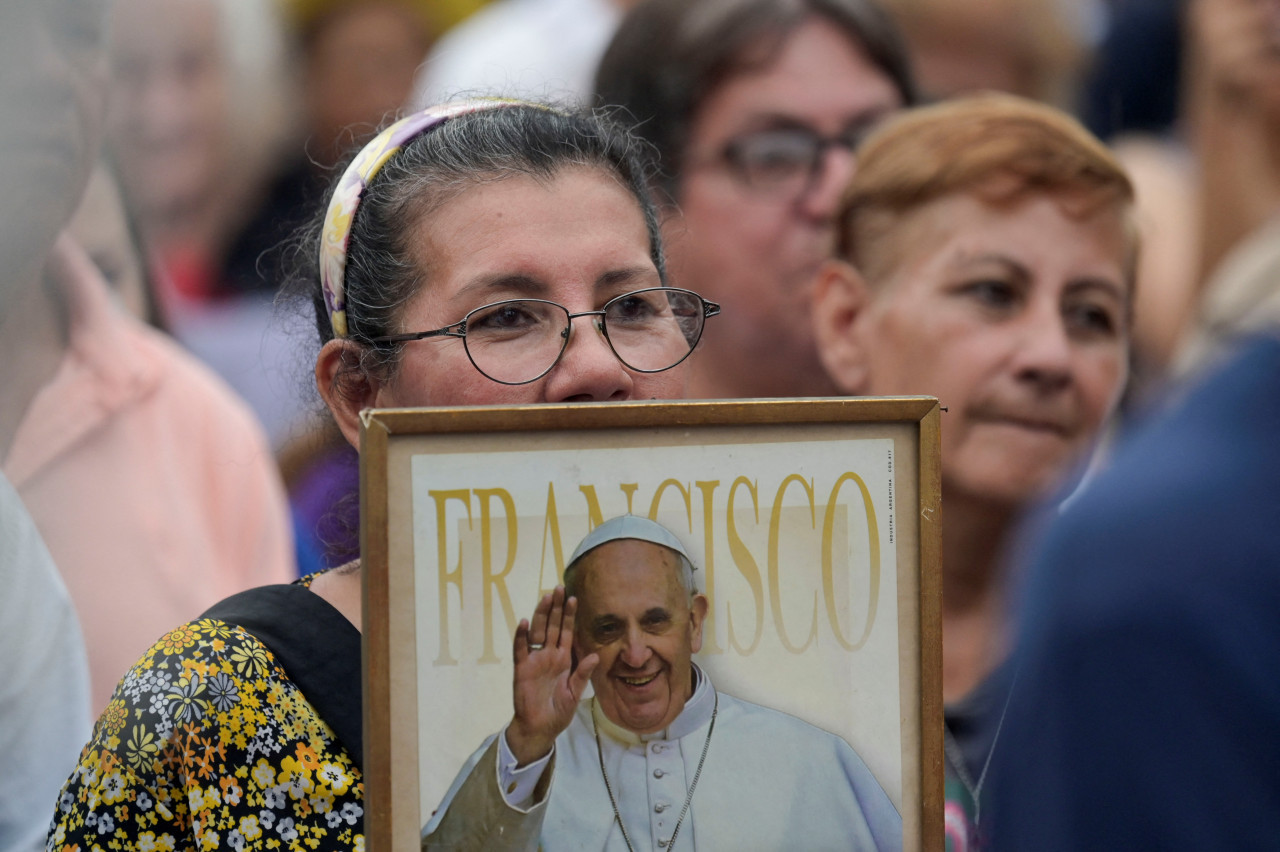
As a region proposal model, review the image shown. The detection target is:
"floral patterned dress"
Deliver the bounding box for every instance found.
[48,576,365,851]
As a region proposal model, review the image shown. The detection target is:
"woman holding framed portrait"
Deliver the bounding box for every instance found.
[48,100,715,851]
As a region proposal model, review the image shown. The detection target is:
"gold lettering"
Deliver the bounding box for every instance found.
[578,484,605,529]
[539,484,566,595]
[619,483,640,515]
[822,473,880,650]
[693,480,722,654]
[577,483,642,526]
[475,489,518,664]
[768,475,819,654]
[429,489,472,666]
[726,477,764,655]
[647,479,693,529]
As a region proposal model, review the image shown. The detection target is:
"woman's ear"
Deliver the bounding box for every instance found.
[315,339,381,449]
[811,259,873,394]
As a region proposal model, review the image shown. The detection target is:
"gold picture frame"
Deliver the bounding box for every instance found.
[360,397,942,850]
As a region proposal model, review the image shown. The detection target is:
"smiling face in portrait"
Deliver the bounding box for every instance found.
[572,539,708,734]
[834,188,1130,506]
[369,166,688,410]
[670,15,903,395]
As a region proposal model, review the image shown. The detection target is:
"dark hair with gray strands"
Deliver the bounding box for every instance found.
[594,0,917,202]
[287,104,667,396]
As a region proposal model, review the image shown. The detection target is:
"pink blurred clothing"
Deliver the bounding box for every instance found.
[3,235,295,712]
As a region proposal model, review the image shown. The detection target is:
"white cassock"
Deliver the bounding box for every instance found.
[422,665,902,851]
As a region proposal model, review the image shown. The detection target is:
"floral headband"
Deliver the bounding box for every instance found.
[319,99,531,339]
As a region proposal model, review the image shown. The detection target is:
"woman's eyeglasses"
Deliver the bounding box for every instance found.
[369,287,721,385]
[719,122,879,198]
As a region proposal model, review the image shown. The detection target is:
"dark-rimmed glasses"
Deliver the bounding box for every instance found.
[720,122,879,198]
[369,287,721,385]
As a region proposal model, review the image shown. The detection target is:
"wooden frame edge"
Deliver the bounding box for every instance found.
[361,396,944,851]
[366,396,939,435]
[918,403,944,851]
[360,413,394,852]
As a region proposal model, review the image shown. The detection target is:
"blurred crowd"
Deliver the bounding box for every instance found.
[3,0,1278,849]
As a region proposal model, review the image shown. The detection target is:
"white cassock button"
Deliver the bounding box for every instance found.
[655,803,669,813]
[653,769,666,778]
[652,743,665,754]
[659,841,669,848]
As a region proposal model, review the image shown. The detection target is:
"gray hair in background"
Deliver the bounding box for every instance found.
[289,104,666,394]
[594,0,917,202]
[0,0,111,305]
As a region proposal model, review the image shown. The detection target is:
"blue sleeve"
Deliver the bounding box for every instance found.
[990,504,1280,851]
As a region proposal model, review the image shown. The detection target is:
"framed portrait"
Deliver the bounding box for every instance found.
[361,397,942,851]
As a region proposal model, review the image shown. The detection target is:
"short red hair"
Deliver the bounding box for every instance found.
[838,93,1137,283]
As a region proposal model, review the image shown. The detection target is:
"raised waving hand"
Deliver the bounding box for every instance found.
[505,586,598,765]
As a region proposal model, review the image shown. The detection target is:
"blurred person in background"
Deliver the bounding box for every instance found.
[3,233,298,717]
[101,0,307,444]
[68,159,162,327]
[876,0,1094,108]
[811,93,1135,850]
[1173,0,1280,377]
[3,0,298,714]
[988,333,1280,848]
[104,0,293,315]
[0,478,90,852]
[0,0,102,847]
[1086,0,1200,398]
[595,0,915,399]
[222,0,442,569]
[1080,0,1199,404]
[411,0,638,108]
[224,0,441,296]
[1076,0,1280,400]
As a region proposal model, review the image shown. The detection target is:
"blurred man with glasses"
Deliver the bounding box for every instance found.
[596,0,915,399]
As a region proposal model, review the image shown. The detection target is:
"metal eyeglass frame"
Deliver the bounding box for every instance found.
[368,286,722,386]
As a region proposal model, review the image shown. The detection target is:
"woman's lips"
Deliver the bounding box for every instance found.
[996,416,1069,435]
[970,406,1076,437]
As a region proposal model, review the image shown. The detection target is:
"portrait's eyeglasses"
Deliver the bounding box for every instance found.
[369,287,721,385]
[720,123,875,197]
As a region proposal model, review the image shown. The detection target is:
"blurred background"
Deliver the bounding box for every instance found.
[9,0,1280,650]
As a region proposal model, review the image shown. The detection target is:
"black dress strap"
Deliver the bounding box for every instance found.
[201,583,364,770]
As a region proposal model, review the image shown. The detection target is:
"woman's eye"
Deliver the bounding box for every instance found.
[1066,302,1119,337]
[469,303,541,333]
[961,279,1018,310]
[608,294,661,324]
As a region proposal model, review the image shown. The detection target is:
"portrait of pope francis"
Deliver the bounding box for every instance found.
[421,514,902,851]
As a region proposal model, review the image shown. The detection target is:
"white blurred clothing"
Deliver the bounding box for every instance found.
[0,472,91,852]
[410,0,620,108]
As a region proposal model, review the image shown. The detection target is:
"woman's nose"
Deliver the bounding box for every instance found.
[1012,305,1075,393]
[541,315,635,402]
